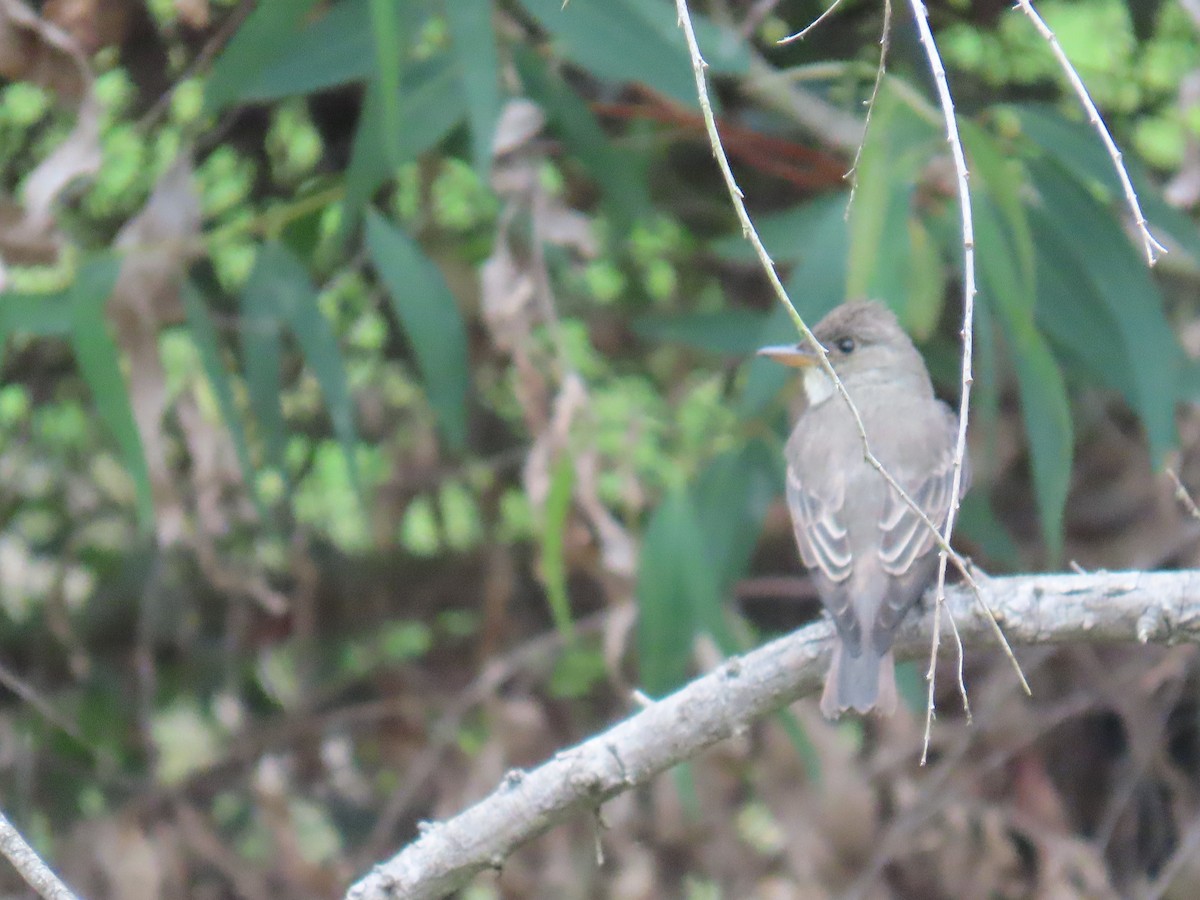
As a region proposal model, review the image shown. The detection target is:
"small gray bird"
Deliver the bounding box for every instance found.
[759,301,968,717]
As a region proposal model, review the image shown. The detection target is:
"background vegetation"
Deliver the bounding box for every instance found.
[2,0,1200,896]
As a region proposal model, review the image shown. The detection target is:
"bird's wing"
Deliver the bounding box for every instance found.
[877,404,969,577]
[786,466,852,584]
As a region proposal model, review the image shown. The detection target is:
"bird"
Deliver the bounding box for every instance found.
[758,301,969,717]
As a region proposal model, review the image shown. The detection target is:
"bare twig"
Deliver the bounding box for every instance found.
[778,0,848,44]
[904,0,1010,765]
[846,0,893,212]
[1013,0,1166,265]
[1167,469,1200,522]
[0,809,79,900]
[346,569,1200,900]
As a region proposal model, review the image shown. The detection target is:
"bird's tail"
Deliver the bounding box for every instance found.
[820,642,897,718]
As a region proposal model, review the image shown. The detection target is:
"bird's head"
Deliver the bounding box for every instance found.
[757,301,929,406]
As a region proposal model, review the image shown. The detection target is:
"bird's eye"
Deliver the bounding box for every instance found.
[835,337,856,354]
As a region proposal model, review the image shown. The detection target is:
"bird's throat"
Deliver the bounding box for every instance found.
[802,366,835,407]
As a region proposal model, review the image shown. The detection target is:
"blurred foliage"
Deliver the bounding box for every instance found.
[0,0,1197,895]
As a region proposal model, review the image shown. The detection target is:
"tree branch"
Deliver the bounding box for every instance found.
[0,809,79,900]
[345,569,1200,900]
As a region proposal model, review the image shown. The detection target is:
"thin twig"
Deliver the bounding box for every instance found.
[778,0,848,44]
[905,0,1015,766]
[1167,468,1200,522]
[846,0,892,215]
[946,599,972,722]
[1013,0,1166,266]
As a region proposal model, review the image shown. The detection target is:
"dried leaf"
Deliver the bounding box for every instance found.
[108,155,202,545]
[20,93,101,232]
[0,0,100,268]
[492,97,545,158]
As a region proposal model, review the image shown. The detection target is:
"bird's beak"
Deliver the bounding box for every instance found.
[756,343,817,368]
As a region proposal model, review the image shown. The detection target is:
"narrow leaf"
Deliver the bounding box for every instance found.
[204,0,321,111]
[241,0,372,101]
[1014,104,1200,265]
[514,48,650,229]
[632,309,770,356]
[181,281,258,500]
[0,290,73,337]
[68,258,155,530]
[368,0,403,167]
[735,193,850,420]
[1029,159,1179,464]
[845,84,938,330]
[240,249,287,469]
[365,209,470,448]
[444,0,501,177]
[636,488,707,696]
[518,0,701,108]
[691,441,780,599]
[975,194,1072,561]
[1010,329,1073,565]
[251,243,361,486]
[344,55,465,227]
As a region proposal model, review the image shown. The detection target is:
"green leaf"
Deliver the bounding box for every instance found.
[1027,213,1132,397]
[975,193,1073,561]
[240,250,288,469]
[514,47,650,229]
[781,194,850,321]
[637,487,716,696]
[68,258,155,531]
[713,191,849,271]
[1013,104,1200,265]
[1028,159,1179,465]
[540,453,576,640]
[369,0,403,167]
[632,309,770,356]
[1010,327,1073,565]
[904,216,944,341]
[734,193,850,420]
[444,0,501,177]
[0,290,73,338]
[971,297,1002,487]
[364,209,470,448]
[263,245,361,488]
[245,1,372,99]
[344,55,465,227]
[204,0,321,112]
[690,441,780,610]
[956,491,1019,570]
[182,281,260,515]
[240,243,362,487]
[960,120,1036,301]
[973,192,1034,328]
[630,0,749,76]
[517,0,745,109]
[845,83,939,330]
